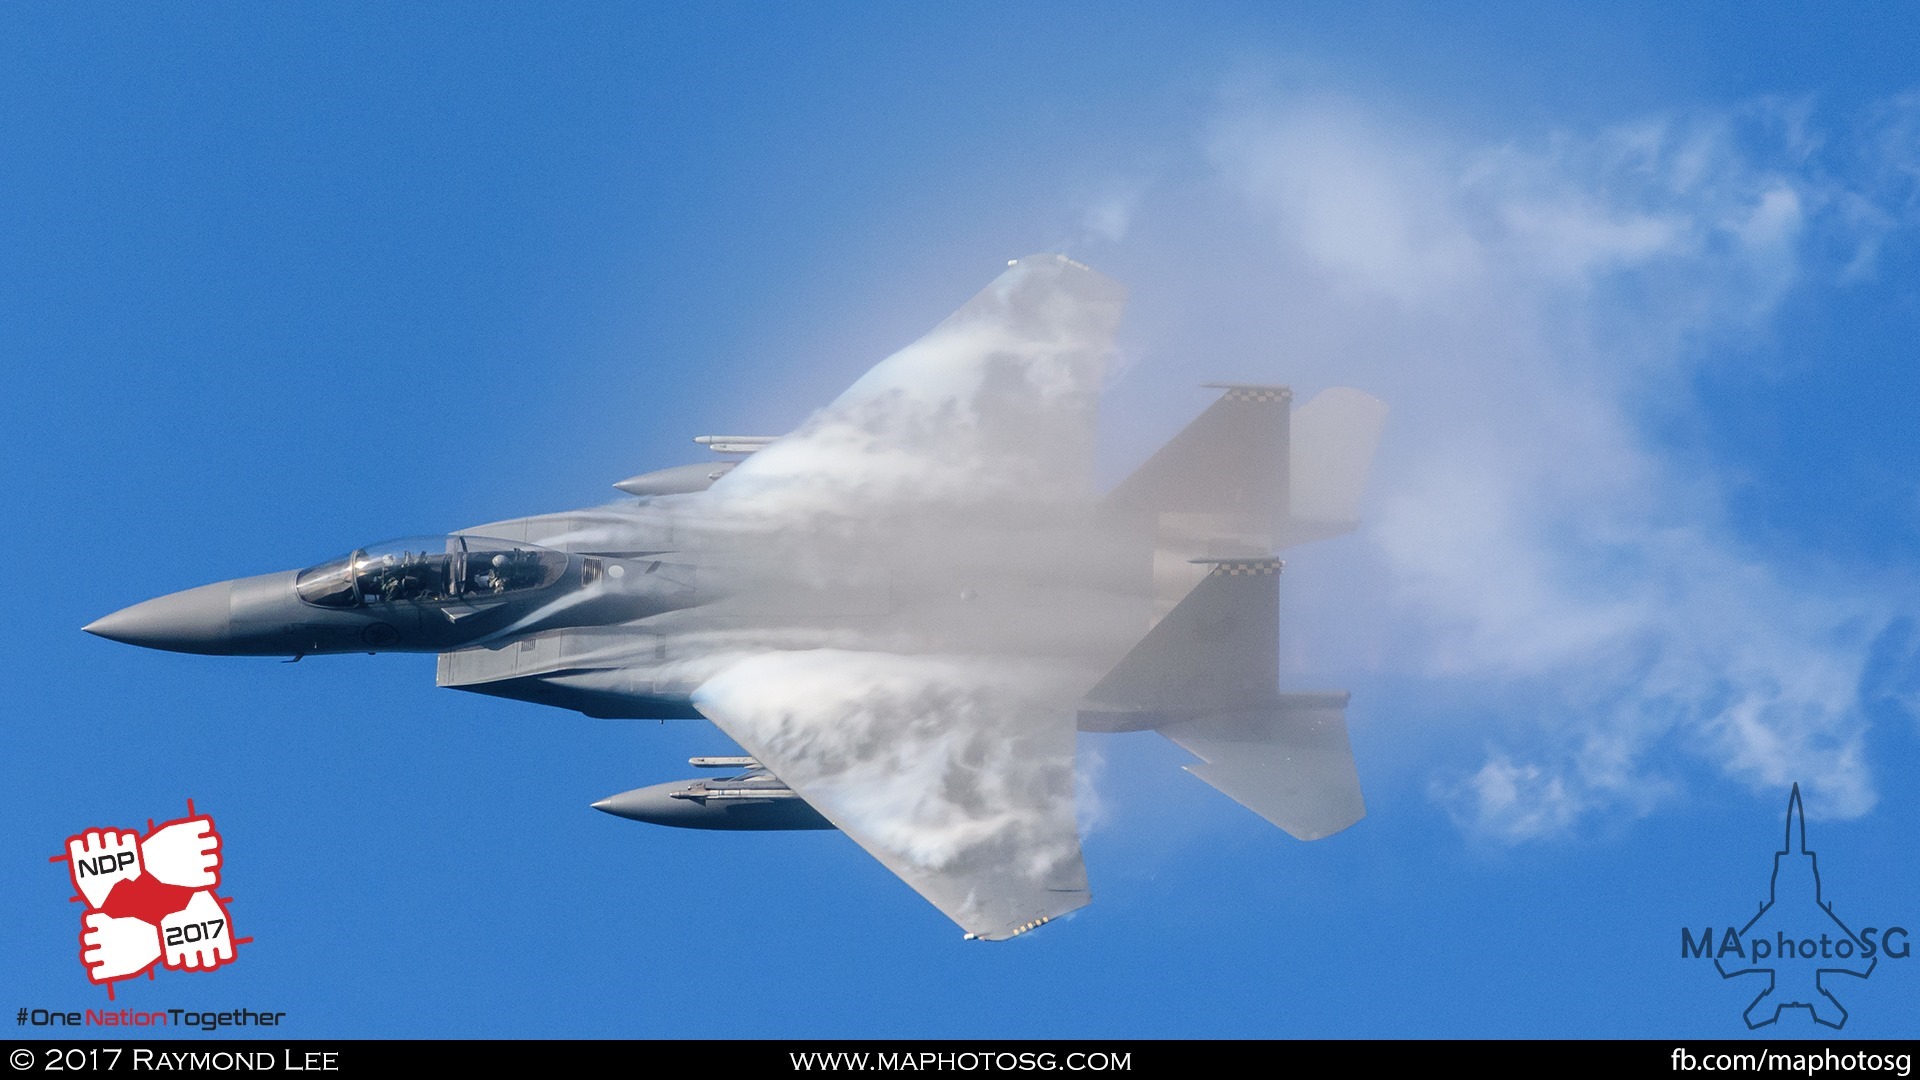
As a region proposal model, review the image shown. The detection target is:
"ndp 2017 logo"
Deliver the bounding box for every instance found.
[51,800,247,997]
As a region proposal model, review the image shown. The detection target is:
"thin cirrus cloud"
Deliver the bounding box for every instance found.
[1132,93,1920,841]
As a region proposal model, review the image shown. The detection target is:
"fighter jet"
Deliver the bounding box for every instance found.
[85,254,1387,941]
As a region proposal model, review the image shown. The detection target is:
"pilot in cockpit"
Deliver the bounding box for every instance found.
[482,552,542,593]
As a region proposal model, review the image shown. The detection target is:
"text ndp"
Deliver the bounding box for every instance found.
[76,850,137,878]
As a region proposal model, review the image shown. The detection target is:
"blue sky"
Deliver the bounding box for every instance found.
[5,3,1918,1038]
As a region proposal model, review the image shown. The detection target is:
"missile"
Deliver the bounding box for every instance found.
[612,461,740,497]
[607,434,776,495]
[592,776,834,831]
[693,435,776,454]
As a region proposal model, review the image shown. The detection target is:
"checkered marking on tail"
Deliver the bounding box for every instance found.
[1226,388,1289,403]
[1201,383,1294,404]
[1205,559,1283,577]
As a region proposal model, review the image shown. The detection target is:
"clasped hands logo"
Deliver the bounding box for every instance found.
[52,802,245,996]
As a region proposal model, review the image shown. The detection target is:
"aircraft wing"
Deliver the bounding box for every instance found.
[681,255,1119,937]
[713,253,1126,511]
[693,651,1090,940]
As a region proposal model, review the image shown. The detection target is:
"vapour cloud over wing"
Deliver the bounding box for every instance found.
[715,254,1126,516]
[622,255,1132,937]
[695,651,1090,940]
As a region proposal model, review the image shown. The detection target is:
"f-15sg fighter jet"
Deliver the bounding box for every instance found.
[87,254,1386,941]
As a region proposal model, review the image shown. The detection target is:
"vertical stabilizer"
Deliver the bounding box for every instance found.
[1076,554,1365,841]
[1279,387,1388,547]
[1104,384,1291,528]
[1079,558,1281,726]
[1103,384,1386,618]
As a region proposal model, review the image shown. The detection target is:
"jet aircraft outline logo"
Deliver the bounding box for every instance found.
[51,800,247,997]
[1709,785,1879,1029]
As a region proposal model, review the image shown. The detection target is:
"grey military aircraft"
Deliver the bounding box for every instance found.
[85,254,1386,941]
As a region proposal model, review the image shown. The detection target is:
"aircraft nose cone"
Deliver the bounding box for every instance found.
[591,790,653,821]
[85,581,237,654]
[592,785,686,824]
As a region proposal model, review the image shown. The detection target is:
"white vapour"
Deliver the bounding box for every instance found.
[716,256,1126,519]
[1140,93,1920,838]
[694,651,1085,878]
[586,256,1133,932]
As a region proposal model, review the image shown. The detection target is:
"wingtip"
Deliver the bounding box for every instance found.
[999,253,1126,303]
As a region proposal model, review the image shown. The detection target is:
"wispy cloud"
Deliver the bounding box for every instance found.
[1156,92,1920,839]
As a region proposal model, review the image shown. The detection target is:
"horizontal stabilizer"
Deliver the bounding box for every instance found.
[1159,693,1364,841]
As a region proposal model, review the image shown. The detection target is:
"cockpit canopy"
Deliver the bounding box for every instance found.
[295,536,569,609]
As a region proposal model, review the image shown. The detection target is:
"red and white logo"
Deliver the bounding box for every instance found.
[52,801,246,997]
